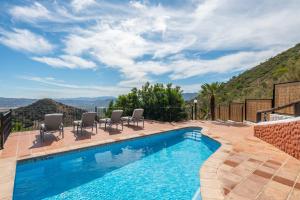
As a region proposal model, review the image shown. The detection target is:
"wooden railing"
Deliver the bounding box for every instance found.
[0,110,12,149]
[256,101,300,122]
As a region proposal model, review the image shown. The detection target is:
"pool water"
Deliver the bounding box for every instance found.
[13,128,220,200]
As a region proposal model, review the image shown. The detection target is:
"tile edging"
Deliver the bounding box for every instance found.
[200,127,233,200]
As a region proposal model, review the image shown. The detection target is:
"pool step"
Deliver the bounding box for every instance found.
[184,131,202,141]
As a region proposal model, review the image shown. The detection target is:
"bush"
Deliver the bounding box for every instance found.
[109,82,187,121]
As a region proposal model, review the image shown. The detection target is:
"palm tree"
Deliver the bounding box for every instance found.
[200,82,222,120]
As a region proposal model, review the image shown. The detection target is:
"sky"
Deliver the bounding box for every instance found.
[1,0,300,98]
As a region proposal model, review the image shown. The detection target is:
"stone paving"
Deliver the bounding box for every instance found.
[0,120,299,200]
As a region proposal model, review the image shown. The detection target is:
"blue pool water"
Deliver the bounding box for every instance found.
[13,127,220,200]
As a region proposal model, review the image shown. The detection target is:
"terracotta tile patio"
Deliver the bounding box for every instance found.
[0,120,300,200]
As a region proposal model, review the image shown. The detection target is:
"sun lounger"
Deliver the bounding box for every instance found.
[99,110,123,130]
[121,109,144,127]
[73,112,97,134]
[40,113,64,142]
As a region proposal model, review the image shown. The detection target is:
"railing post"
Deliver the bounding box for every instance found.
[192,106,194,120]
[294,102,300,116]
[0,112,3,149]
[194,104,197,120]
[256,112,262,123]
[8,109,12,137]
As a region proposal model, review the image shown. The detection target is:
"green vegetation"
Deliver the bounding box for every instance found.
[12,99,86,132]
[200,82,223,120]
[221,44,300,102]
[196,44,300,119]
[107,82,187,121]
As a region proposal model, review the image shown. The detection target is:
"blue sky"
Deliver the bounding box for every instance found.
[1,0,300,98]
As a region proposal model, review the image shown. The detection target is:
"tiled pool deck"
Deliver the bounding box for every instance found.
[0,120,299,200]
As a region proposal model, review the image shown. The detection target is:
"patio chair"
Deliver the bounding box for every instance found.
[73,112,97,134]
[121,109,144,127]
[40,113,64,142]
[99,110,123,130]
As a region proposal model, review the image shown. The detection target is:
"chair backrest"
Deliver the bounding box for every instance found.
[132,109,144,120]
[111,110,123,122]
[82,112,96,127]
[44,113,63,131]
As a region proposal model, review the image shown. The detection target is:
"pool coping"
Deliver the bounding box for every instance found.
[200,127,233,200]
[0,125,229,200]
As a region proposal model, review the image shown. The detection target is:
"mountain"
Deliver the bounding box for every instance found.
[0,97,36,108]
[222,44,300,102]
[12,99,86,131]
[0,96,116,110]
[182,93,198,101]
[56,96,115,110]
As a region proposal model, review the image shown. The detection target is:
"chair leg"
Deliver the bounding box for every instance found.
[96,123,98,134]
[40,130,44,143]
[143,119,144,128]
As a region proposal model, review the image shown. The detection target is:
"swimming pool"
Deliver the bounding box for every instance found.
[13,127,220,200]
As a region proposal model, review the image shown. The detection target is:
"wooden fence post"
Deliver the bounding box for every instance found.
[241,104,244,122]
[244,100,247,121]
[228,102,231,120]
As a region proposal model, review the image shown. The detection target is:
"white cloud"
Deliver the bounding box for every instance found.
[168,49,281,80]
[180,83,203,93]
[19,76,129,97]
[9,2,50,22]
[0,28,53,53]
[71,0,96,12]
[31,55,96,69]
[130,1,146,10]
[4,0,300,88]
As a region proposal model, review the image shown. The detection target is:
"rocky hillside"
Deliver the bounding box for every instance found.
[223,44,300,102]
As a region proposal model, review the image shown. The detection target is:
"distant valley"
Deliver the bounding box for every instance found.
[0,96,116,111]
[0,92,197,111]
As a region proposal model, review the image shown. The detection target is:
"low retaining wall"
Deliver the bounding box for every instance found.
[254,118,300,159]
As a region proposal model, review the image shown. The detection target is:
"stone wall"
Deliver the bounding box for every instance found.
[254,120,300,159]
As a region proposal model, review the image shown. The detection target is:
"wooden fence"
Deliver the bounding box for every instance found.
[215,81,300,123]
[216,99,273,123]
[273,81,300,115]
[245,99,273,122]
[0,110,12,149]
[230,103,244,122]
[219,105,229,121]
[216,103,244,122]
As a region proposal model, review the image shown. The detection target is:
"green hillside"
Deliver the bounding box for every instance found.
[12,99,86,131]
[223,44,300,102]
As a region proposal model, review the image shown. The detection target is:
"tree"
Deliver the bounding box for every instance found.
[200,82,222,120]
[109,82,187,121]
